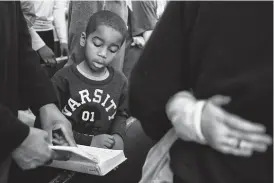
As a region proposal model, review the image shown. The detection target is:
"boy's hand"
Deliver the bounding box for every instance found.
[201,95,272,157]
[91,134,115,149]
[112,134,124,150]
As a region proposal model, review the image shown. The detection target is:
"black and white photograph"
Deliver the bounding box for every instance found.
[0,0,272,183]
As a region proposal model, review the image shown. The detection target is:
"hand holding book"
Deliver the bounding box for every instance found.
[91,134,115,149]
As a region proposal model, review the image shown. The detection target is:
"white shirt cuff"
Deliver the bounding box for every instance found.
[193,100,207,144]
[29,27,45,51]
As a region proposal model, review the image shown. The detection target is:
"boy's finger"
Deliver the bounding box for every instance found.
[106,135,114,140]
[103,142,112,148]
[106,138,115,145]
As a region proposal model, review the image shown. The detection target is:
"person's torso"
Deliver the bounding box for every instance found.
[61,65,126,136]
[170,2,273,183]
[21,0,55,31]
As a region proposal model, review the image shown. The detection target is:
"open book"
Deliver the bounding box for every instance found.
[47,145,127,176]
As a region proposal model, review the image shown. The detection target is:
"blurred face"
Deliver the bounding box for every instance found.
[81,25,124,73]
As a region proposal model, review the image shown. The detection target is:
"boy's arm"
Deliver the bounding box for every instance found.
[110,80,129,149]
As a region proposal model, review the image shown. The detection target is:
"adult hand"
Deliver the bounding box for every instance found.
[112,134,124,150]
[38,45,57,67]
[60,43,69,56]
[90,134,115,149]
[201,95,272,157]
[12,127,54,170]
[39,104,76,147]
[131,36,145,48]
[52,130,69,146]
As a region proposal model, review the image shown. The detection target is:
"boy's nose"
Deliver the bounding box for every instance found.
[98,49,107,59]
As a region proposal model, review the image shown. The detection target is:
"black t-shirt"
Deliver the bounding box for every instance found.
[52,65,128,145]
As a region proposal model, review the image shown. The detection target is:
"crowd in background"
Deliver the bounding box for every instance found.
[1,1,272,183]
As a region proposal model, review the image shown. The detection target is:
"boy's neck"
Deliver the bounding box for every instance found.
[77,61,109,81]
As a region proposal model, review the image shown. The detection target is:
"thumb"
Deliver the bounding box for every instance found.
[209,95,231,106]
[46,130,53,144]
[60,126,77,147]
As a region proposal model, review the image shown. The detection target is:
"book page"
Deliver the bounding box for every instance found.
[49,145,99,163]
[78,145,123,164]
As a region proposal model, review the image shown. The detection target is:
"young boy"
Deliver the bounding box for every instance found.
[49,10,129,183]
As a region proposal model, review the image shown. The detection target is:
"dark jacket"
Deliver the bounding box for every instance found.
[130,2,273,183]
[0,2,57,164]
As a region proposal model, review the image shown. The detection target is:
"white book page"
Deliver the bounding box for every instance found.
[77,145,124,164]
[49,145,99,163]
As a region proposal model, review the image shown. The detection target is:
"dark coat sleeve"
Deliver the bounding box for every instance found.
[0,105,30,164]
[0,2,57,164]
[17,2,57,115]
[129,2,198,141]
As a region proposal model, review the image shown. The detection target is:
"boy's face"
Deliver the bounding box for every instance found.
[82,25,124,72]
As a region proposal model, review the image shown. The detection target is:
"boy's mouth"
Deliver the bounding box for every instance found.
[93,61,105,68]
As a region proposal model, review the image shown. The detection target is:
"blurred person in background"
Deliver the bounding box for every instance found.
[21,0,69,78]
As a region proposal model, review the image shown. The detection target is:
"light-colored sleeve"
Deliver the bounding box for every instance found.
[166,91,207,144]
[20,0,45,51]
[53,0,68,44]
[28,27,45,51]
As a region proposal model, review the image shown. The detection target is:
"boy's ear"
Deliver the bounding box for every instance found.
[80,32,86,47]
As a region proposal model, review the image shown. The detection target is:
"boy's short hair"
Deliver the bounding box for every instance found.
[86,10,128,43]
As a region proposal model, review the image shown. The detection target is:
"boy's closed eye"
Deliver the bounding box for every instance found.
[109,45,119,53]
[92,37,120,53]
[93,37,103,47]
